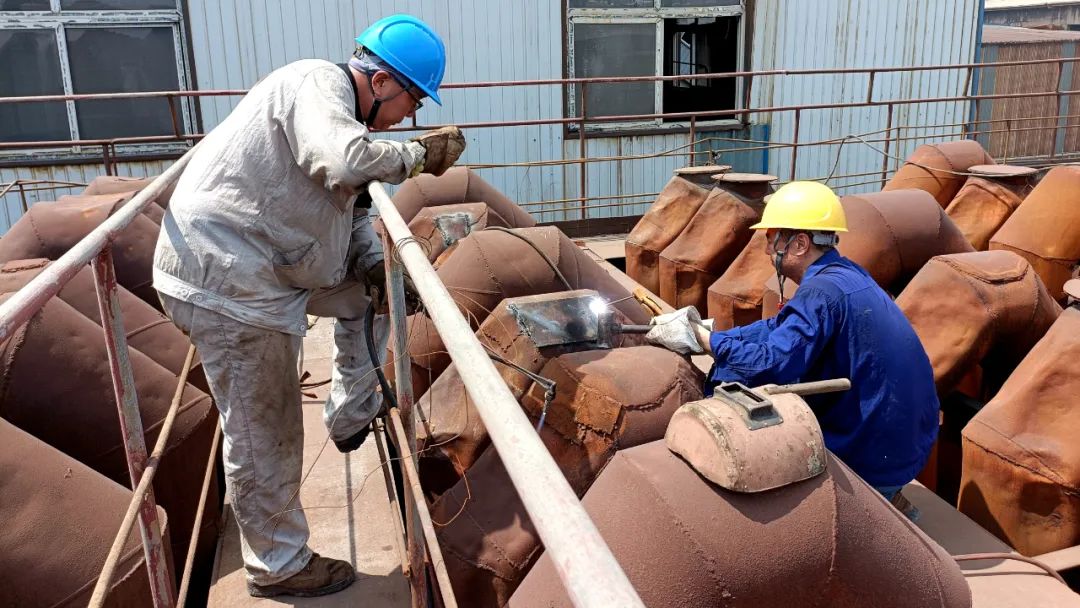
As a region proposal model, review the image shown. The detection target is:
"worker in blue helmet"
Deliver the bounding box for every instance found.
[153,14,464,598]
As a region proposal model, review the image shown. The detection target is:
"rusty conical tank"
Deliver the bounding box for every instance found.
[510,441,972,608]
[959,304,1080,557]
[657,172,773,312]
[990,164,1080,301]
[883,139,995,206]
[0,418,171,607]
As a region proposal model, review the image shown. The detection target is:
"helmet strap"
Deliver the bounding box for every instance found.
[771,231,797,309]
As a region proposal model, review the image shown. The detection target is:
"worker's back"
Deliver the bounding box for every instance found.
[798,249,939,488]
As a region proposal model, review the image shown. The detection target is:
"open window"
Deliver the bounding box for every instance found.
[0,0,193,158]
[566,0,745,133]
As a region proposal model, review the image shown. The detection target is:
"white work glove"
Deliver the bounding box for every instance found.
[645,306,708,355]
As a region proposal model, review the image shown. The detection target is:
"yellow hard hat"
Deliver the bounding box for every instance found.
[750,181,848,232]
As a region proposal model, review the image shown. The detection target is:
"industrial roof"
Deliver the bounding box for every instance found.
[985,0,1080,9]
[983,24,1080,43]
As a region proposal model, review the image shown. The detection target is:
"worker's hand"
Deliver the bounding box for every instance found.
[645,306,708,355]
[410,126,466,177]
[363,260,422,315]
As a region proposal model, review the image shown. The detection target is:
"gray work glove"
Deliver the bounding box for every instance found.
[410,126,466,177]
[363,260,422,315]
[645,306,708,355]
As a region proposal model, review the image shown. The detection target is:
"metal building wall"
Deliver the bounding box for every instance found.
[749,0,981,193]
[2,0,983,230]
[186,0,568,220]
[985,4,1080,28]
[0,159,173,233]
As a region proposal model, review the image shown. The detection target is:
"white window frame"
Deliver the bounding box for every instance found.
[567,1,746,134]
[0,0,194,160]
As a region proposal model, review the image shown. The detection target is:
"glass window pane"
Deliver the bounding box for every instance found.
[66,26,181,139]
[60,0,176,9]
[0,29,71,142]
[572,22,655,119]
[0,0,52,9]
[569,0,652,8]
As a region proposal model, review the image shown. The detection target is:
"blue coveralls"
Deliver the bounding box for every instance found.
[706,249,939,489]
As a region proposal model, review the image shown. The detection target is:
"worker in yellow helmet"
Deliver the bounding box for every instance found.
[647,181,938,518]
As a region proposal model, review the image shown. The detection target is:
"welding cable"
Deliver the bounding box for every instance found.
[481,343,557,432]
[366,298,399,412]
[484,226,573,291]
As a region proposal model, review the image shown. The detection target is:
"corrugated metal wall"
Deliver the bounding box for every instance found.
[2,0,982,231]
[0,159,173,233]
[976,41,1080,158]
[749,0,981,193]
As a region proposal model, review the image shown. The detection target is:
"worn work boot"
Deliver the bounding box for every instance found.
[332,424,371,454]
[247,553,356,598]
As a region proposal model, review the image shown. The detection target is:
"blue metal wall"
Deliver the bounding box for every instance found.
[2,0,983,231]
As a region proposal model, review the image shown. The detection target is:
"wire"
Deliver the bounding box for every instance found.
[953,552,1067,586]
[484,226,573,291]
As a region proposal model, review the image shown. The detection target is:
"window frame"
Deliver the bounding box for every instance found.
[0,0,195,161]
[566,0,747,135]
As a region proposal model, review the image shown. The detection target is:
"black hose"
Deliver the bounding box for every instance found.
[366,299,399,412]
[485,226,573,291]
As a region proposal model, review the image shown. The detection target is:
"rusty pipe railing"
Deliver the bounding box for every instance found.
[369,179,645,608]
[0,146,196,607]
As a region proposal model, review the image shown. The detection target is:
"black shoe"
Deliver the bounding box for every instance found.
[247,553,356,598]
[332,425,371,453]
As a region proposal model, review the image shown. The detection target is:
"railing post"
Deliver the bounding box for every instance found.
[579,81,589,221]
[790,108,801,181]
[91,247,175,607]
[167,94,181,138]
[383,250,429,607]
[881,102,894,188]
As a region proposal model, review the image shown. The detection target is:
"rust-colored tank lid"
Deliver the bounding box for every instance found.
[968,164,1038,178]
[675,164,732,177]
[712,172,778,184]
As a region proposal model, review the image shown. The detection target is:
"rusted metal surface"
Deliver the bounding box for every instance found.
[430,345,703,607]
[657,174,773,312]
[665,386,826,493]
[0,258,207,392]
[959,304,1080,557]
[0,196,163,307]
[990,164,1080,301]
[407,202,510,266]
[625,172,712,294]
[91,248,175,607]
[945,168,1035,250]
[400,226,651,397]
[390,167,537,228]
[0,419,168,608]
[370,180,645,608]
[510,441,972,608]
[416,290,648,489]
[896,251,1062,397]
[883,140,996,206]
[0,291,219,590]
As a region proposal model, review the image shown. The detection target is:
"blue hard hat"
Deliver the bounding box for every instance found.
[356,14,446,105]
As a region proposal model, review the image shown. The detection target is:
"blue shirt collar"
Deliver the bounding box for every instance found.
[802,248,843,282]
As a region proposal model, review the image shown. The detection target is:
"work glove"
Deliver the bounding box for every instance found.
[410,126,466,177]
[363,260,422,315]
[645,306,708,355]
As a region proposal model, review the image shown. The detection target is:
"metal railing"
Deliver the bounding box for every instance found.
[2,54,1080,607]
[370,180,644,607]
[5,54,1080,222]
[0,151,196,607]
